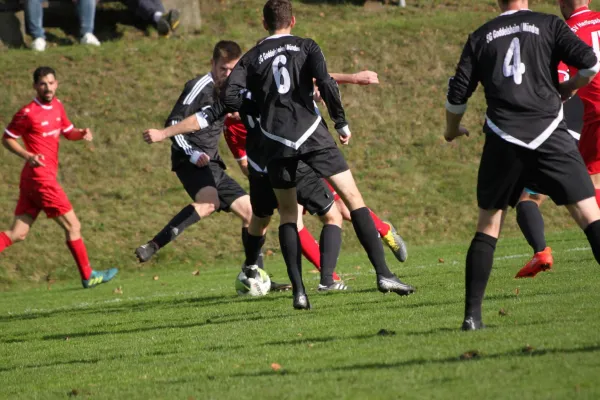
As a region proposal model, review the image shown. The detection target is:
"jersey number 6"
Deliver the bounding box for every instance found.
[272,55,291,94]
[503,37,526,85]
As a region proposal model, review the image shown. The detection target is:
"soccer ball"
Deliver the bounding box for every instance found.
[235,266,271,296]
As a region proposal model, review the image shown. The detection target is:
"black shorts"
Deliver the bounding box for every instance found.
[175,161,247,212]
[249,163,335,218]
[477,130,595,209]
[268,147,349,189]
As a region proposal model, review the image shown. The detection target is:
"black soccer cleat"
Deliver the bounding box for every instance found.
[377,274,415,296]
[461,317,486,331]
[135,241,159,263]
[317,282,350,292]
[293,293,311,310]
[270,281,292,292]
[156,9,181,36]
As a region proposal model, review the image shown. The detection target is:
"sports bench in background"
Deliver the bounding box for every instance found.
[0,0,201,49]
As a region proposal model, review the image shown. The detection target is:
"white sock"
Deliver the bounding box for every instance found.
[153,12,163,24]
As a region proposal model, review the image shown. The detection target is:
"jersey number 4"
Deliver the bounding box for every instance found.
[272,55,291,94]
[503,37,526,85]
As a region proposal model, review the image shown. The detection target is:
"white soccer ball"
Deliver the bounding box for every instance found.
[235,266,271,297]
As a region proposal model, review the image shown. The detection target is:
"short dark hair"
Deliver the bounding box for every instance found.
[212,41,242,63]
[33,66,56,84]
[263,0,293,32]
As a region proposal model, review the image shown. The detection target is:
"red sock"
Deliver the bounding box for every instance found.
[0,232,13,253]
[298,227,321,269]
[595,189,600,208]
[66,238,93,280]
[298,227,341,281]
[369,209,390,236]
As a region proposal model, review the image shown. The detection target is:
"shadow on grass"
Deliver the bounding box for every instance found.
[230,344,600,377]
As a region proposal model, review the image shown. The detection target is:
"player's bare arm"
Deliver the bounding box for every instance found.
[63,128,93,141]
[2,135,45,167]
[559,71,598,101]
[330,71,379,85]
[143,112,209,144]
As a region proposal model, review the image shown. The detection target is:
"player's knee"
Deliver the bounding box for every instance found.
[321,207,343,226]
[67,219,82,236]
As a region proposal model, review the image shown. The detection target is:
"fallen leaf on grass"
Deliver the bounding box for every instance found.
[309,269,320,274]
[438,258,445,263]
[354,265,361,270]
[113,286,123,295]
[153,275,159,281]
[346,277,356,281]
[499,308,507,316]
[271,363,283,372]
[514,288,520,296]
[522,345,535,354]
[377,329,396,336]
[192,270,200,276]
[308,343,314,348]
[266,249,274,256]
[460,350,481,360]
[65,337,70,341]
[319,12,325,17]
[68,389,79,397]
[297,333,303,337]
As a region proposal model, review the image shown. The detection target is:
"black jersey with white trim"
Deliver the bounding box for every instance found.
[222,34,348,157]
[447,10,598,150]
[165,72,226,170]
[564,93,583,141]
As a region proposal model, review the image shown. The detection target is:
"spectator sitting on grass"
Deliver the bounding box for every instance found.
[26,0,101,51]
[124,0,180,36]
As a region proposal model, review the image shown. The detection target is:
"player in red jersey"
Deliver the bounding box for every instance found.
[515,0,600,278]
[222,70,407,275]
[0,66,118,288]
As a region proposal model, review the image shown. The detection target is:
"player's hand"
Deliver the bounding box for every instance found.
[27,154,45,167]
[143,129,166,144]
[444,125,469,142]
[194,153,210,167]
[226,112,241,121]
[313,85,323,103]
[353,71,379,85]
[82,128,93,142]
[339,131,352,145]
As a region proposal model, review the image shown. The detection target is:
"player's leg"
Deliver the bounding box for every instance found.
[327,168,414,295]
[0,215,35,252]
[462,208,505,331]
[54,210,118,288]
[515,190,553,278]
[135,163,217,262]
[296,166,344,290]
[566,197,600,262]
[297,205,323,271]
[578,120,600,205]
[269,157,309,309]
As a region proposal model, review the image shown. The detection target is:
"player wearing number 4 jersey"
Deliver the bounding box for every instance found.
[220,0,414,309]
[1,66,118,288]
[446,0,600,330]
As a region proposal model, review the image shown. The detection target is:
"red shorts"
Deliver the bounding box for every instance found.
[15,180,73,219]
[579,120,600,175]
[324,180,341,201]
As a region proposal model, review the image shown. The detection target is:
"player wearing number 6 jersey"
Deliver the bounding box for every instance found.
[220,0,414,309]
[445,0,600,330]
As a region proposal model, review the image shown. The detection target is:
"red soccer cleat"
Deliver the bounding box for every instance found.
[515,247,553,278]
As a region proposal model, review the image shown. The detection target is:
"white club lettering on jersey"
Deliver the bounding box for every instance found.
[42,129,61,137]
[503,37,526,85]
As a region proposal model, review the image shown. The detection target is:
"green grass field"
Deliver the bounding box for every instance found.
[2,0,600,398]
[2,230,600,399]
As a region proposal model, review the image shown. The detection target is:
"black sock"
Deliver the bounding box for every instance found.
[244,231,266,267]
[584,220,600,264]
[350,207,393,278]
[279,223,305,295]
[465,232,497,322]
[152,204,200,249]
[516,201,546,254]
[319,225,342,286]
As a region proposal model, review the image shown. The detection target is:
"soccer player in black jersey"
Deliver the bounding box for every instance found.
[446,0,600,330]
[218,0,414,308]
[137,41,289,289]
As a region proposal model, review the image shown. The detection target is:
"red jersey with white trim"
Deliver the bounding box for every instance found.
[4,98,73,182]
[559,6,600,124]
[224,116,247,161]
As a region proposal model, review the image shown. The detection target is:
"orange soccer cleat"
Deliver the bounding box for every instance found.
[515,247,553,278]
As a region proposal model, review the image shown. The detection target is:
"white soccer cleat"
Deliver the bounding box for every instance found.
[81,33,101,47]
[31,37,46,52]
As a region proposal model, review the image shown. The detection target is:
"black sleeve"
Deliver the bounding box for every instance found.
[306,40,348,130]
[447,35,479,111]
[201,98,229,125]
[554,16,599,75]
[221,55,249,112]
